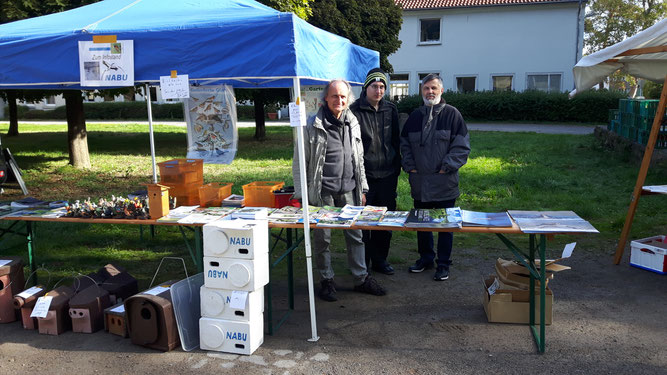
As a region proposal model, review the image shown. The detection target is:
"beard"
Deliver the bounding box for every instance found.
[422,96,440,106]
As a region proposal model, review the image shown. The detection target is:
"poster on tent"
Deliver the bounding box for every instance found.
[78,40,134,87]
[184,85,237,164]
[300,84,362,119]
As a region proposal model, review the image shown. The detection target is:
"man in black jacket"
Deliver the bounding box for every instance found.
[350,68,401,275]
[400,74,470,281]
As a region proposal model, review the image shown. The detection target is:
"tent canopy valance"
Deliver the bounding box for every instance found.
[0,0,379,90]
[570,18,667,96]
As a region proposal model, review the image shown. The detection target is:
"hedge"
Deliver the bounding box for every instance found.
[7,102,256,121]
[395,90,628,123]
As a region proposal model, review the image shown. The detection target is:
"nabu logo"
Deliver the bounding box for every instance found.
[229,237,251,246]
[226,331,247,341]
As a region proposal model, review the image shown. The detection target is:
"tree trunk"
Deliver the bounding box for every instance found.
[253,92,266,141]
[64,90,91,169]
[6,91,19,137]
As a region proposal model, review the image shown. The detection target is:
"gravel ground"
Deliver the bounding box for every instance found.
[1,245,665,374]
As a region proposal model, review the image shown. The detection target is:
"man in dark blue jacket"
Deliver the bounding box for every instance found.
[400,74,470,281]
[350,68,401,275]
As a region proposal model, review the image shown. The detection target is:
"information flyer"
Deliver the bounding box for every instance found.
[78,40,134,87]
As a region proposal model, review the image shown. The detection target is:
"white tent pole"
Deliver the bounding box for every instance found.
[145,83,158,183]
[292,77,319,342]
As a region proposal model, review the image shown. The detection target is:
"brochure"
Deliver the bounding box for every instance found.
[461,210,513,227]
[507,210,599,233]
[377,211,409,227]
[354,206,387,226]
[404,208,462,228]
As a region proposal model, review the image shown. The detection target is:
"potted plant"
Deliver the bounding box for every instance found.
[266,103,278,120]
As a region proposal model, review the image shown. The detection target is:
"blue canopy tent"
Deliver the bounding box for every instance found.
[0,0,380,342]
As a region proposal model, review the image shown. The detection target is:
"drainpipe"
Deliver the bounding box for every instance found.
[574,0,584,90]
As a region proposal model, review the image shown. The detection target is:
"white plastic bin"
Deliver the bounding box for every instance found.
[200,286,264,321]
[204,256,269,291]
[199,315,263,355]
[630,235,667,275]
[203,220,268,260]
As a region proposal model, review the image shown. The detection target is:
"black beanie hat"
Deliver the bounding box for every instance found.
[363,68,388,91]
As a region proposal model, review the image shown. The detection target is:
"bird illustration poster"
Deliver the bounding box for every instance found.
[184,85,237,164]
[78,40,134,87]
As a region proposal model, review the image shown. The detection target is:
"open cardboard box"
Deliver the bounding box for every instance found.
[483,275,553,325]
[495,258,570,290]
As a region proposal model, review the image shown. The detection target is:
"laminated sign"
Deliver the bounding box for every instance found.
[78,40,134,87]
[185,85,238,164]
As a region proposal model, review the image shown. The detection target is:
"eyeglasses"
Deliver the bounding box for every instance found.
[368,83,385,91]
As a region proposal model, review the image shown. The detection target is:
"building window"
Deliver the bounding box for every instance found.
[149,87,158,102]
[527,74,562,92]
[456,77,476,93]
[389,73,409,101]
[419,19,440,44]
[492,75,513,92]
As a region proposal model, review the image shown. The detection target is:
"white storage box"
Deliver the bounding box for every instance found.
[199,315,264,355]
[630,235,667,275]
[204,256,269,291]
[200,286,264,321]
[203,220,268,260]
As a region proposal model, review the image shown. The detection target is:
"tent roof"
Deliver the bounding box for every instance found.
[571,18,667,96]
[0,0,379,89]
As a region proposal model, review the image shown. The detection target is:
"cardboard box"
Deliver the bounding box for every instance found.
[482,276,553,325]
[494,258,565,290]
[0,256,25,324]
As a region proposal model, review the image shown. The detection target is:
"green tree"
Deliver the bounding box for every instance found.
[1,0,101,168]
[308,0,402,72]
[248,0,313,140]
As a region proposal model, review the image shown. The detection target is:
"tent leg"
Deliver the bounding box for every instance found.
[614,75,667,264]
[292,78,319,342]
[145,83,158,184]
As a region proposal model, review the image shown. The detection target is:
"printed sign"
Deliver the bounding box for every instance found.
[17,286,43,299]
[142,286,169,296]
[30,296,53,318]
[185,85,238,164]
[562,242,576,259]
[289,102,307,127]
[0,259,11,267]
[160,74,190,99]
[78,40,134,87]
[487,278,499,295]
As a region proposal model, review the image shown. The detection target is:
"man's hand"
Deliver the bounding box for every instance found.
[409,169,417,173]
[362,193,367,206]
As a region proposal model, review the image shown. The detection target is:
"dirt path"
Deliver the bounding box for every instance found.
[1,246,665,374]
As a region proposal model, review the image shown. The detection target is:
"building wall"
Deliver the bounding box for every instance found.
[388,3,584,95]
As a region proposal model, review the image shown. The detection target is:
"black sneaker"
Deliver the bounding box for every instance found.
[318,279,337,302]
[433,266,449,281]
[408,259,434,273]
[353,276,387,296]
[372,262,395,275]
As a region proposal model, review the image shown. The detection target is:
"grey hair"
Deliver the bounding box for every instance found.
[321,79,355,104]
[421,73,443,87]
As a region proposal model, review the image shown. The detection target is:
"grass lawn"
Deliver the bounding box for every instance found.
[1,123,666,288]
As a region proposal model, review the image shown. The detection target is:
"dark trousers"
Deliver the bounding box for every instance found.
[414,198,456,269]
[363,174,398,268]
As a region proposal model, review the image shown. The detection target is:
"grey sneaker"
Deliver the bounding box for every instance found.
[433,266,449,281]
[353,276,387,296]
[318,279,337,302]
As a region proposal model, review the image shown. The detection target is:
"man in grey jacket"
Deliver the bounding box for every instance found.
[400,74,470,281]
[293,79,387,301]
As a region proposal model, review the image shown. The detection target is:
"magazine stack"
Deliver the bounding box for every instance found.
[200,219,268,355]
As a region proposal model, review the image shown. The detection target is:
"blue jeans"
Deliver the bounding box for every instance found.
[414,198,456,269]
